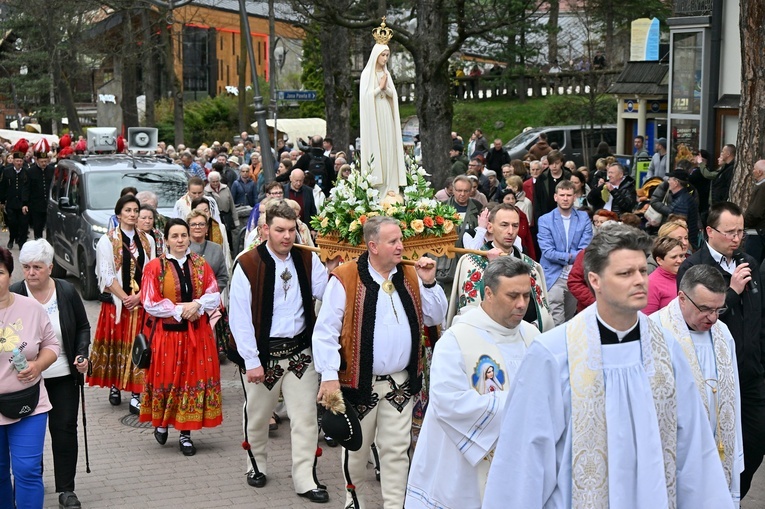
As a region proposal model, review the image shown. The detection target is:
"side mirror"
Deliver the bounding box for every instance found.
[58,196,77,212]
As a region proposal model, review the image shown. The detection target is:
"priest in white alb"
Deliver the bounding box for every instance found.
[651,264,743,507]
[406,256,539,508]
[483,223,734,509]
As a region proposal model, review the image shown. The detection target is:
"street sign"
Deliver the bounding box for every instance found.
[277,90,318,101]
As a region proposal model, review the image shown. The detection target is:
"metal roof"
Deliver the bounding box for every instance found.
[190,0,302,23]
[606,61,669,96]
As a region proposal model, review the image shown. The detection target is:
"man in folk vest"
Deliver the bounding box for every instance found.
[483,223,733,509]
[651,265,743,506]
[406,256,540,508]
[229,200,332,503]
[313,216,448,509]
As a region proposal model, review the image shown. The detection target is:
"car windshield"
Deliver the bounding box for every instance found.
[505,130,542,150]
[86,171,188,210]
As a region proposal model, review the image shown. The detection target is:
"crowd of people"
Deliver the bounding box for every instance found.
[0,124,763,509]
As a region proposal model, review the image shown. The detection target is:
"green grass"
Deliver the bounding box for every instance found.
[399,95,617,144]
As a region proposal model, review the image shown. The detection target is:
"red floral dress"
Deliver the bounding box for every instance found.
[139,253,223,430]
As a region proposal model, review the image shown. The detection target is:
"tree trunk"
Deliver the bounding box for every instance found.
[140,8,156,127]
[121,11,139,130]
[414,0,452,189]
[318,16,352,156]
[604,3,614,68]
[730,0,765,209]
[547,0,560,64]
[51,50,82,135]
[164,19,184,145]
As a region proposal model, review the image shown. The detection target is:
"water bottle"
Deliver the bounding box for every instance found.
[11,348,28,372]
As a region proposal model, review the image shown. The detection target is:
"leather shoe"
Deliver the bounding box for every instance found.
[154,428,168,445]
[298,488,329,503]
[109,386,121,406]
[59,492,81,509]
[129,397,140,415]
[179,434,196,456]
[246,471,267,488]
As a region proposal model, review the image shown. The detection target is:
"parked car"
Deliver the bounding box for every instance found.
[47,154,187,300]
[504,125,617,167]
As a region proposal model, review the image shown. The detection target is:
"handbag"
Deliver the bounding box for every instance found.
[644,187,671,227]
[132,318,158,369]
[0,381,40,419]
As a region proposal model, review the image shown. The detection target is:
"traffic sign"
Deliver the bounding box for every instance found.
[277,90,318,101]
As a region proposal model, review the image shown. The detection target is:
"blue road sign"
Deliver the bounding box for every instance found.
[277,90,318,101]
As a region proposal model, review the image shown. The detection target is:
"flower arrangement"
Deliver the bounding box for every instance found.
[310,158,461,247]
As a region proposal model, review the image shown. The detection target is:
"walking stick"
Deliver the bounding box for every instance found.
[77,357,92,474]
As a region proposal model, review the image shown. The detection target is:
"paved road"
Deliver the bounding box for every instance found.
[2,234,762,508]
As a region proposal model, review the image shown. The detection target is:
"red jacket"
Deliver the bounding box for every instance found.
[517,209,536,261]
[567,250,594,312]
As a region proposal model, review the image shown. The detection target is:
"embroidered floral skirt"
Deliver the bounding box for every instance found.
[139,316,222,430]
[89,302,146,393]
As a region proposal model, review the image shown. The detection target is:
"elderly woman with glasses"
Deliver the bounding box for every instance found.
[11,240,90,509]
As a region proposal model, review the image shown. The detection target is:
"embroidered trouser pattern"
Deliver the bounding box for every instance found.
[343,370,413,509]
[241,347,320,494]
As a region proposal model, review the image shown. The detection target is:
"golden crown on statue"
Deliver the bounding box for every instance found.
[372,17,393,45]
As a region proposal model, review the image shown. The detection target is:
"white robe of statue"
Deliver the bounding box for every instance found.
[359,43,407,197]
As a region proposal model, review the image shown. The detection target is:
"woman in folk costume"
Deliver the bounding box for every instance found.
[89,194,156,414]
[140,218,222,456]
[359,18,407,197]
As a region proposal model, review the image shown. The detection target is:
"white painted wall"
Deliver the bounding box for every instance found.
[719,0,741,98]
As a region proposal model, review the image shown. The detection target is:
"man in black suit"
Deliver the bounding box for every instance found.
[0,140,31,249]
[676,201,765,499]
[283,169,317,227]
[28,141,54,239]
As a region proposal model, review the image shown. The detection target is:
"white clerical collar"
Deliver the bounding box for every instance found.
[706,242,736,271]
[595,308,638,342]
[756,178,765,186]
[166,249,191,265]
[265,243,292,263]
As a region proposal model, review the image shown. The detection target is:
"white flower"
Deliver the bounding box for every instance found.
[355,206,366,214]
[367,188,379,199]
[404,185,417,195]
[417,167,429,176]
[346,197,358,206]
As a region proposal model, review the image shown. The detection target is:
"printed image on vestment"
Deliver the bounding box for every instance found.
[471,355,505,394]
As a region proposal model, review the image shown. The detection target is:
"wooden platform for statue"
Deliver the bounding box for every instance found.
[315,232,459,262]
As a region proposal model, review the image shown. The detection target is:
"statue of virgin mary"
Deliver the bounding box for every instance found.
[359,19,407,197]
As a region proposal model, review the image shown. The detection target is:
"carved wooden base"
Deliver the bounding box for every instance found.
[315,232,458,262]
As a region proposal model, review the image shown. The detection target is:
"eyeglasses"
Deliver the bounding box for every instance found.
[189,222,207,228]
[268,191,284,196]
[683,292,727,316]
[709,226,746,240]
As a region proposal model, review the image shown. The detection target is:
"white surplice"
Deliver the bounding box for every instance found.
[406,306,539,509]
[650,306,744,507]
[482,308,734,509]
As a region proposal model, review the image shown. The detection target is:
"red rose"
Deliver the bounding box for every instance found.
[464,281,474,292]
[470,271,482,282]
[435,216,445,225]
[469,289,478,298]
[423,216,434,228]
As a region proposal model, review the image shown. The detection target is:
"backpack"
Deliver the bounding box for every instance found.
[309,149,327,190]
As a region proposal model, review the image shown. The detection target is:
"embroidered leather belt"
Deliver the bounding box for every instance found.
[269,332,308,359]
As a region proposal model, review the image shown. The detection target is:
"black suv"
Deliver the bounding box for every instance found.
[47,154,187,300]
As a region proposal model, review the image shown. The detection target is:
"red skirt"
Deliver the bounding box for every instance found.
[88,302,146,393]
[139,315,222,430]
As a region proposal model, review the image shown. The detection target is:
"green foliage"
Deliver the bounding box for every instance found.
[399,94,617,143]
[298,24,325,119]
[155,76,273,146]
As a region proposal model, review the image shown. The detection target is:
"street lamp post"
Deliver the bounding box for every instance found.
[238,0,275,181]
